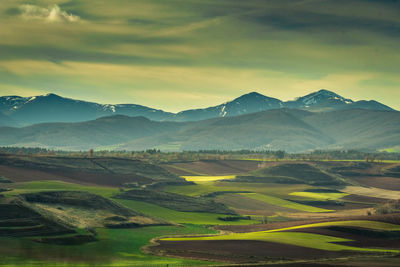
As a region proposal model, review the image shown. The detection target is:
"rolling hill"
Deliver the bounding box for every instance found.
[0,115,183,150]
[0,108,398,152]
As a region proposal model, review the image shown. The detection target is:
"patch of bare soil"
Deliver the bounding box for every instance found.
[342,194,388,204]
[353,176,400,191]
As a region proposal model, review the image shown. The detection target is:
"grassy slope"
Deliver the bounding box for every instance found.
[241,163,344,185]
[5,181,257,225]
[163,220,400,253]
[5,181,119,198]
[1,180,240,265]
[0,225,218,266]
[166,181,310,197]
[114,189,235,214]
[115,199,258,225]
[3,160,396,265]
[242,193,333,213]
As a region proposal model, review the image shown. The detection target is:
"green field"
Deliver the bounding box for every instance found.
[5,180,258,226]
[380,146,400,153]
[2,155,400,266]
[241,193,333,213]
[115,199,259,225]
[0,225,218,266]
[166,181,310,197]
[5,181,119,198]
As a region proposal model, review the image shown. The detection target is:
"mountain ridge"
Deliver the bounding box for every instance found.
[0,89,395,126]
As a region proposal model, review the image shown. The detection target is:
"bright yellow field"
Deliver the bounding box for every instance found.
[182,175,236,182]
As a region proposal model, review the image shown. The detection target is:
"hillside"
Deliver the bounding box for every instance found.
[0,154,187,187]
[303,109,400,150]
[0,108,399,152]
[0,112,17,127]
[234,163,345,186]
[0,115,184,150]
[123,109,333,151]
[0,94,173,126]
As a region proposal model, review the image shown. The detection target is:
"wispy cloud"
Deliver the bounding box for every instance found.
[0,0,398,111]
[20,4,80,23]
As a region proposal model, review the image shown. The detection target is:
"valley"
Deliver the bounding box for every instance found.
[0,153,399,266]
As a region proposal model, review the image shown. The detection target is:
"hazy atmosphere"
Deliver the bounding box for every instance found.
[1,2,400,266]
[0,0,399,111]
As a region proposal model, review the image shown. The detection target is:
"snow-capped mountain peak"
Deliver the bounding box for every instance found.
[295,89,353,106]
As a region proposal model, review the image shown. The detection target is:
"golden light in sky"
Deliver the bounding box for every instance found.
[0,0,399,111]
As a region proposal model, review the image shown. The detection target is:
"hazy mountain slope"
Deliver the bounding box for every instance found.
[0,90,395,126]
[0,108,398,152]
[284,89,394,112]
[285,89,354,111]
[0,112,17,127]
[343,100,394,111]
[0,115,183,150]
[303,109,400,150]
[122,109,334,152]
[121,108,400,152]
[173,92,283,121]
[0,94,173,125]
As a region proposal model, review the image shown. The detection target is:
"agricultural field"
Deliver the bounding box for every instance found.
[1,154,400,266]
[156,219,400,264]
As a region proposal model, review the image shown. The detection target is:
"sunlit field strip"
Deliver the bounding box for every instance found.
[182,175,236,182]
[289,191,349,200]
[262,220,400,233]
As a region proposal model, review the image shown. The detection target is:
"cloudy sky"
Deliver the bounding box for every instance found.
[0,0,399,111]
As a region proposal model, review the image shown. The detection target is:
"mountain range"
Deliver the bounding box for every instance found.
[0,89,394,126]
[0,89,398,152]
[0,108,398,153]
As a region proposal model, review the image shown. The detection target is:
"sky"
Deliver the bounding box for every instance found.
[0,0,399,112]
